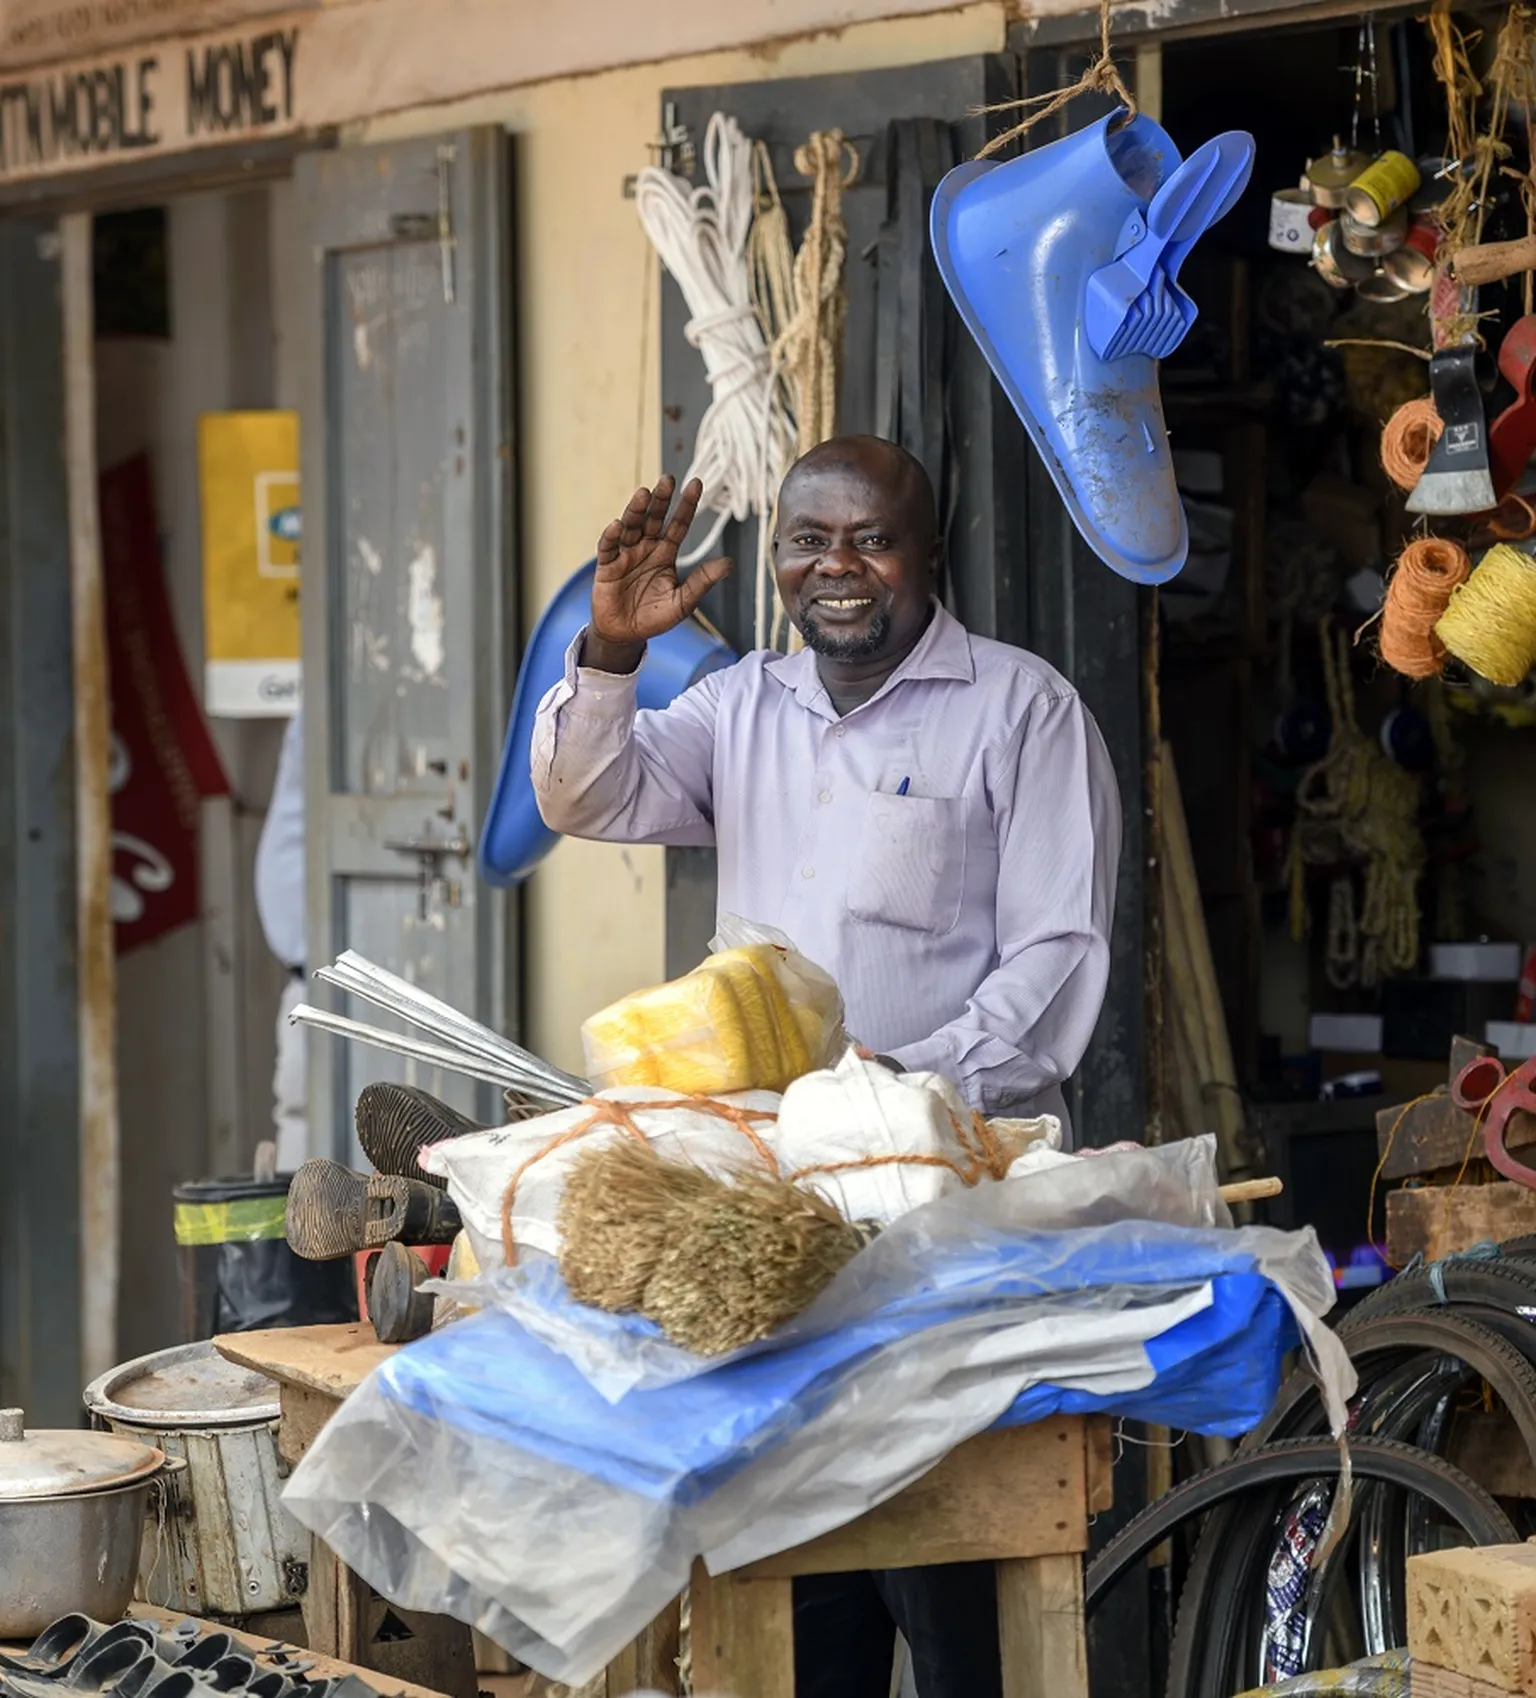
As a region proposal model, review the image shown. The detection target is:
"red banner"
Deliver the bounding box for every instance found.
[101,455,229,953]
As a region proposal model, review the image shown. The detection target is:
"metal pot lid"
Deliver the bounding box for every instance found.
[0,1408,165,1499]
[84,1340,280,1428]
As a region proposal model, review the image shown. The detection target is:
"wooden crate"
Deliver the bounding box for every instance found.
[1386,1182,1536,1266]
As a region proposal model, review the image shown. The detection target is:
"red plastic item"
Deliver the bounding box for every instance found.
[356,1243,451,1316]
[1452,1053,1536,1190]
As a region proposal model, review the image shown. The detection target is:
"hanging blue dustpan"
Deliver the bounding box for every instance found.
[931,112,1254,584]
[478,561,735,887]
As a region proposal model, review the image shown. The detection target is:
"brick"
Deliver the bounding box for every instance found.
[1411,1668,1475,1698]
[1407,1547,1536,1692]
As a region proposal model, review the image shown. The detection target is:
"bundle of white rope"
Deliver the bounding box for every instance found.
[634,113,796,647]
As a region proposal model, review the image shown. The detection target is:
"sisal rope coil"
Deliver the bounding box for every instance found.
[1380,397,1443,492]
[1436,543,1536,687]
[1379,536,1472,678]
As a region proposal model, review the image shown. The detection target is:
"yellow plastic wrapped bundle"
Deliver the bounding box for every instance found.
[582,920,845,1096]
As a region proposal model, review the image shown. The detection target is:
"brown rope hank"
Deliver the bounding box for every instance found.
[975,0,1137,160]
[499,1095,780,1266]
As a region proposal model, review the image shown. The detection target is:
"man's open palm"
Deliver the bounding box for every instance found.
[591,476,733,647]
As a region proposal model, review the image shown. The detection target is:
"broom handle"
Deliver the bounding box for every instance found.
[1454,235,1536,287]
[1219,1177,1283,1204]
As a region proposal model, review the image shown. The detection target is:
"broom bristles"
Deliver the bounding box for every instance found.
[557,1137,865,1355]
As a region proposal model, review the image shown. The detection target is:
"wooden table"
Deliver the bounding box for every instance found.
[214,1324,478,1698]
[218,1324,1112,1698]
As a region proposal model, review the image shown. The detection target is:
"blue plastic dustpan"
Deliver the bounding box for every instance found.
[478,561,735,887]
[931,111,1254,585]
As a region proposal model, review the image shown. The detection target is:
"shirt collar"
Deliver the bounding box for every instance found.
[764,602,975,717]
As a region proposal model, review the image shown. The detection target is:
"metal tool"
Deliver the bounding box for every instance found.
[1452,1052,1536,1188]
[1407,346,1497,514]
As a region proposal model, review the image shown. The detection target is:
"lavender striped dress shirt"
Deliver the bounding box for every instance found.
[532,604,1120,1133]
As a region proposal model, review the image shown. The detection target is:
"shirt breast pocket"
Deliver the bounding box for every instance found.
[845,792,967,936]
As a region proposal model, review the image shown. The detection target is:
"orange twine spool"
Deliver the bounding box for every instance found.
[1379,535,1473,677]
[1381,397,1444,492]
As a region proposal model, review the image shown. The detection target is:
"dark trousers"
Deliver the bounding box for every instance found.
[792,1564,1003,1698]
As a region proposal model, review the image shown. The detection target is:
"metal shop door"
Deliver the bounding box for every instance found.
[296,130,516,1162]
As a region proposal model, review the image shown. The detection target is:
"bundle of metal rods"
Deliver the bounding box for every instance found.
[291,950,590,1108]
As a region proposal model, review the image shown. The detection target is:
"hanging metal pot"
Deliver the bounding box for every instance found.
[1341,206,1408,258]
[1305,138,1370,208]
[1313,221,1376,289]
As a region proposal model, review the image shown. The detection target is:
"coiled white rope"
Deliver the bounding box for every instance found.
[635,113,797,648]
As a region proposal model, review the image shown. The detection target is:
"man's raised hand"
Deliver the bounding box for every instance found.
[581,475,733,673]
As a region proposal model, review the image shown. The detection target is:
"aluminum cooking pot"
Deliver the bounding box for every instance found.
[0,1407,183,1638]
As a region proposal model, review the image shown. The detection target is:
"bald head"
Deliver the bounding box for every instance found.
[772,434,941,673]
[777,436,939,544]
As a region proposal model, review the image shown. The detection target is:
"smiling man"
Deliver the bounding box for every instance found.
[534,437,1120,1697]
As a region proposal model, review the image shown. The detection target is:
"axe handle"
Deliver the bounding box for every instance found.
[1219,1177,1283,1204]
[1455,236,1536,286]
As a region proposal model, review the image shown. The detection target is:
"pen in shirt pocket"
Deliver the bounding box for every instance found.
[895,776,910,796]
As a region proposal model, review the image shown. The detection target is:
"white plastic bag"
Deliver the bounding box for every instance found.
[421,1087,783,1268]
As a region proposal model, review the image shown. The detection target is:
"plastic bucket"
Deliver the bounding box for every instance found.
[173,1176,358,1340]
[478,559,734,887]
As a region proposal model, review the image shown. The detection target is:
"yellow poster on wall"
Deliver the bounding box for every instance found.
[198,410,301,717]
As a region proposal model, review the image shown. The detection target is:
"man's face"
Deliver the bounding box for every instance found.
[773,452,938,663]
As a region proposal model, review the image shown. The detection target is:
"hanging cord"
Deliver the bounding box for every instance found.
[1287,621,1425,988]
[634,113,798,604]
[747,141,801,651]
[770,130,860,651]
[976,0,1137,158]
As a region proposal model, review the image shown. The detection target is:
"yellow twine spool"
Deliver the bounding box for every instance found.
[1435,544,1536,687]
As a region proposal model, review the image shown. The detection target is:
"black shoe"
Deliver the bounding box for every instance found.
[366,1241,438,1344]
[354,1083,486,1187]
[285,1160,462,1261]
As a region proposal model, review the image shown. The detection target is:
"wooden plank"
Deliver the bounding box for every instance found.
[605,1595,681,1696]
[1086,1416,1115,1516]
[301,1536,369,1665]
[62,209,119,1387]
[1386,1183,1536,1266]
[740,1419,1089,1579]
[1376,1094,1536,1183]
[997,1553,1088,1698]
[215,1323,397,1399]
[278,1382,345,1468]
[128,1604,450,1698]
[689,1562,794,1698]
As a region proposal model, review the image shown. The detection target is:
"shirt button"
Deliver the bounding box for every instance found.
[835,727,846,738]
[802,867,815,879]
[818,790,832,804]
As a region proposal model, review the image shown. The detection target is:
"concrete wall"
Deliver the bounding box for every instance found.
[95,185,291,1360]
[358,3,1008,1073]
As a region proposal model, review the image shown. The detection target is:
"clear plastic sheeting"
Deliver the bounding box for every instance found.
[283,1139,1355,1687]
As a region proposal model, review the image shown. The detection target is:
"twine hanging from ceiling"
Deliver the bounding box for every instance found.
[976,0,1137,160]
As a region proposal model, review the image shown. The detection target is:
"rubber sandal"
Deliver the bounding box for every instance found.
[170,1639,235,1675]
[931,109,1253,584]
[285,1159,462,1261]
[354,1083,486,1187]
[203,1660,257,1693]
[0,1617,106,1677]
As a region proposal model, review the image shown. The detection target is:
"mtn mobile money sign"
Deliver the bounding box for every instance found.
[0,24,297,179]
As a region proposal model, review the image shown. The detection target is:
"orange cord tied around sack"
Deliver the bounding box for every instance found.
[1381,397,1443,492]
[786,1109,1012,1189]
[502,1096,1017,1265]
[1379,536,1472,678]
[500,1095,780,1265]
